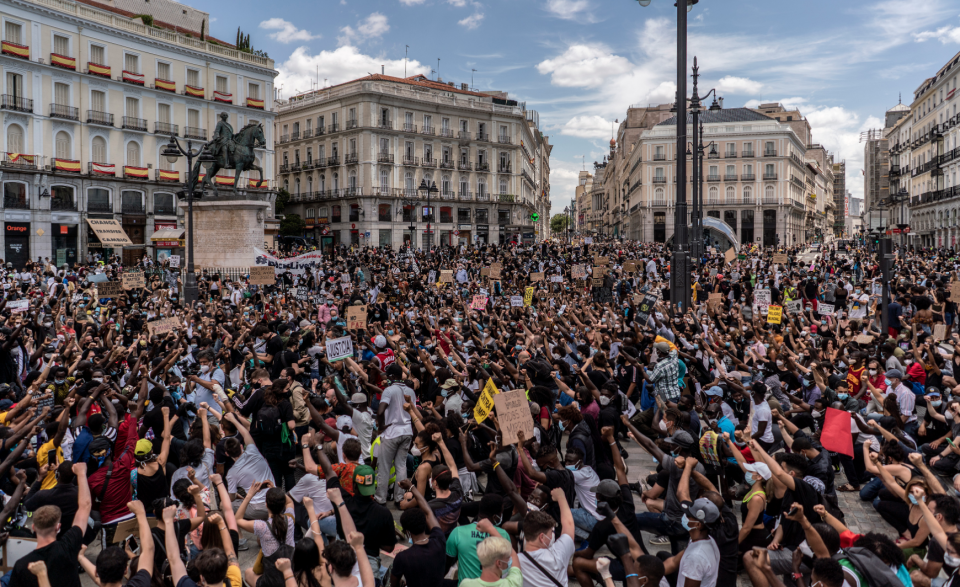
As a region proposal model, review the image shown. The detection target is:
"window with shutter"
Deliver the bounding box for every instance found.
[6,73,22,98]
[124,54,139,73]
[158,104,171,124]
[188,109,199,128]
[54,83,69,105]
[125,97,138,117]
[89,45,104,64]
[92,136,106,163]
[187,69,200,87]
[55,131,70,159]
[157,62,170,80]
[247,83,259,99]
[4,22,22,44]
[91,90,105,112]
[6,125,23,153]
[126,142,140,166]
[53,34,69,56]
[216,76,228,93]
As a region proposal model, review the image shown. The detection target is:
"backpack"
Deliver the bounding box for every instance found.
[833,547,904,587]
[255,404,283,436]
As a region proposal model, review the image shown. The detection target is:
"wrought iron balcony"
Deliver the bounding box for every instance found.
[122,116,148,131]
[764,150,778,157]
[707,175,721,182]
[402,156,419,166]
[497,135,512,144]
[763,173,778,180]
[403,123,417,133]
[87,110,113,126]
[1,95,32,112]
[421,126,435,135]
[378,152,394,163]
[184,127,206,140]
[50,103,79,120]
[344,153,359,165]
[154,122,179,136]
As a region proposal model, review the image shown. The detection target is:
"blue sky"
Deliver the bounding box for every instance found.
[193,0,960,209]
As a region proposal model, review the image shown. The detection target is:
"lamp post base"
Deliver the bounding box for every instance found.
[671,250,691,311]
[183,271,199,304]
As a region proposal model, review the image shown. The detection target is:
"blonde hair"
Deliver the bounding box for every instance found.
[476,535,512,568]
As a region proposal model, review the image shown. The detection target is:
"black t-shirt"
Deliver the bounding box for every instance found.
[125,569,153,587]
[392,526,447,587]
[586,483,643,551]
[542,468,576,521]
[928,532,958,576]
[779,479,822,550]
[10,525,83,587]
[265,334,284,361]
[615,365,639,395]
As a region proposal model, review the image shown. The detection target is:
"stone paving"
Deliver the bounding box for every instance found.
[75,436,898,587]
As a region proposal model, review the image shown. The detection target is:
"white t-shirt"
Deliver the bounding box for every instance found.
[227,444,276,505]
[677,536,720,587]
[289,473,332,513]
[571,466,600,520]
[519,534,576,587]
[751,399,775,443]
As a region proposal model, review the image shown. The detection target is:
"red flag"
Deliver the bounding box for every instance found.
[820,407,853,458]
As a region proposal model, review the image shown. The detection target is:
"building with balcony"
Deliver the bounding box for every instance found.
[0,0,277,265]
[275,74,549,249]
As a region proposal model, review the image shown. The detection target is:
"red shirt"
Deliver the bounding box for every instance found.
[88,421,138,523]
[433,330,452,354]
[907,361,927,385]
[375,349,395,371]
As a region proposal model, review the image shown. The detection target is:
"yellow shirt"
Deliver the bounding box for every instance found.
[226,564,242,587]
[37,439,62,490]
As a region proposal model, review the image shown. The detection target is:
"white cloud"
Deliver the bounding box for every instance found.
[914,23,960,44]
[258,18,319,43]
[545,0,594,21]
[560,115,616,139]
[716,76,763,95]
[458,12,484,29]
[399,0,426,4]
[536,44,632,88]
[447,0,468,6]
[338,13,390,46]
[275,46,429,96]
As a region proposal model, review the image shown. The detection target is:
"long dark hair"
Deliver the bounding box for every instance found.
[293,538,323,587]
[264,379,289,407]
[266,487,288,545]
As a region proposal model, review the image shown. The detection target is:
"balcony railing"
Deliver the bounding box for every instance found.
[327,156,340,166]
[50,196,76,211]
[652,177,667,184]
[459,192,473,201]
[653,154,666,161]
[87,110,113,126]
[344,153,359,164]
[328,122,339,133]
[422,157,437,168]
[87,199,113,213]
[154,122,178,135]
[402,123,417,133]
[155,203,177,215]
[3,196,29,209]
[458,131,471,140]
[498,135,513,144]
[707,152,720,159]
[422,126,435,135]
[743,151,755,158]
[477,133,489,142]
[346,119,358,130]
[741,173,756,181]
[763,173,778,180]
[122,116,148,131]
[725,152,737,158]
[121,202,145,214]
[764,150,777,157]
[498,163,512,173]
[439,160,455,170]
[440,128,454,138]
[476,162,490,172]
[379,120,393,130]
[1,95,32,112]
[2,153,40,169]
[402,156,419,166]
[378,152,394,163]
[458,161,472,171]
[316,126,325,136]
[724,174,738,181]
[476,192,490,201]
[707,175,721,182]
[50,103,79,120]
[184,127,206,140]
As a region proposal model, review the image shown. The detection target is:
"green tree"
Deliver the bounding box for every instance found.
[274,187,290,214]
[550,213,572,234]
[280,213,304,236]
[200,19,205,41]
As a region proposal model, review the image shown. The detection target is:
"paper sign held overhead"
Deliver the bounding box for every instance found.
[510,296,523,307]
[490,263,502,279]
[818,303,835,316]
[623,261,637,273]
[147,317,180,337]
[96,281,123,298]
[523,287,535,307]
[785,300,802,314]
[440,270,454,283]
[249,266,276,285]
[473,378,500,423]
[7,300,28,313]
[494,389,536,445]
[325,336,354,362]
[767,305,783,324]
[122,272,145,290]
[724,248,736,264]
[530,272,544,282]
[471,295,488,310]
[347,305,367,330]
[169,255,180,268]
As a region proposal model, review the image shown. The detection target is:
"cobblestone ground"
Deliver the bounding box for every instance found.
[77,442,897,587]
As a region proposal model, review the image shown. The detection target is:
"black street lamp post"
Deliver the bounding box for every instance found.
[894,187,908,256]
[638,0,697,310]
[418,179,438,258]
[161,136,216,304]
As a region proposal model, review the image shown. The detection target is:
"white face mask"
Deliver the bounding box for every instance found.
[410,446,422,457]
[200,364,211,374]
[540,533,555,548]
[945,553,960,567]
[599,396,611,406]
[811,410,822,419]
[948,411,956,421]
[659,419,668,432]
[869,369,877,376]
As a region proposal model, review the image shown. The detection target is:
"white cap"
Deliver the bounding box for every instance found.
[374,334,387,348]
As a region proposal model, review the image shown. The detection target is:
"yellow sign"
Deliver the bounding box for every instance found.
[473,378,500,423]
[523,286,534,307]
[767,305,782,324]
[36,229,44,237]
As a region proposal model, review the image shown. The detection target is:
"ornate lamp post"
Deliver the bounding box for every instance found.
[418,179,438,258]
[161,135,216,304]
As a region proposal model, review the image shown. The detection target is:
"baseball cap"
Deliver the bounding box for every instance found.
[743,462,772,480]
[349,392,367,404]
[336,415,354,431]
[440,379,459,390]
[683,497,720,524]
[663,430,696,449]
[589,478,621,498]
[705,386,723,397]
[353,465,376,496]
[135,439,154,458]
[885,369,904,380]
[373,335,387,348]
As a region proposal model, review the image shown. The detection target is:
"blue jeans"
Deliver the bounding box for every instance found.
[571,507,598,539]
[859,476,884,507]
[635,511,688,555]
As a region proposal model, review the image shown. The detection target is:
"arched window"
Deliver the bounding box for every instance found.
[441,175,450,195]
[765,185,775,202]
[477,177,486,197]
[708,186,718,204]
[6,124,23,154]
[349,171,357,192]
[725,186,735,203]
[380,168,389,190]
[126,141,141,166]
[654,187,665,205]
[307,176,313,193]
[121,190,142,212]
[320,174,326,193]
[405,172,414,194]
[55,131,71,160]
[295,177,301,195]
[51,185,74,210]
[499,177,508,194]
[3,182,27,208]
[743,186,752,203]
[87,188,110,212]
[154,192,175,215]
[333,173,339,191]
[90,137,107,164]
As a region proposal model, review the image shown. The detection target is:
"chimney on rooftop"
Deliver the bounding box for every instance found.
[381,65,384,75]
[448,81,454,87]
[461,83,468,91]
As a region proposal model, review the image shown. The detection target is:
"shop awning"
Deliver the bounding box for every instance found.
[150,228,184,242]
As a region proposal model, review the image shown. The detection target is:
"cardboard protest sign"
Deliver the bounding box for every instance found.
[530,272,544,282]
[494,389,536,445]
[707,292,723,311]
[490,263,502,279]
[85,218,133,247]
[820,408,853,458]
[724,248,736,264]
[122,272,145,290]
[6,300,28,313]
[480,267,490,277]
[950,281,960,302]
[510,296,523,307]
[767,305,783,324]
[785,300,802,314]
[818,303,835,316]
[147,317,180,337]
[855,334,875,345]
[325,336,354,362]
[473,378,500,423]
[471,295,488,310]
[169,255,180,268]
[935,324,948,341]
[772,254,788,264]
[571,264,587,279]
[623,261,637,273]
[709,269,718,278]
[347,305,367,330]
[754,290,771,308]
[249,266,276,285]
[295,286,311,301]
[592,278,604,287]
[594,256,610,266]
[440,270,454,283]
[96,281,123,298]
[524,287,535,307]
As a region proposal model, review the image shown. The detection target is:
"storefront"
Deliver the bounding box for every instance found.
[522,232,535,245]
[121,215,147,266]
[457,224,471,247]
[319,226,336,254]
[4,222,29,268]
[52,224,78,267]
[149,223,184,263]
[476,225,489,245]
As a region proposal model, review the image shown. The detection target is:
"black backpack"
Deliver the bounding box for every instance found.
[256,404,283,436]
[833,547,904,587]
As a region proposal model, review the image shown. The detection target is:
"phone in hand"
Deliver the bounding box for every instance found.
[47,448,57,467]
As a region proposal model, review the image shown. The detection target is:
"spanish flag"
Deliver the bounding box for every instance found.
[123,165,149,178]
[1,41,29,59]
[155,78,176,92]
[90,163,116,176]
[54,159,81,173]
[158,170,179,182]
[50,53,76,70]
[246,98,264,109]
[214,175,235,186]
[213,91,232,104]
[185,85,205,98]
[7,154,34,165]
[87,62,111,77]
[248,178,267,189]
[122,70,144,85]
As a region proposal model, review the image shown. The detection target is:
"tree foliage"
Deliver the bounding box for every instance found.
[274,188,290,214]
[280,213,304,236]
[550,214,572,234]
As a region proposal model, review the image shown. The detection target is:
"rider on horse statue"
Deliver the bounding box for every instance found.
[210,112,235,162]
[192,112,266,192]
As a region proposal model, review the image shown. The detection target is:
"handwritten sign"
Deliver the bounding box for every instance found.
[440,270,454,283]
[490,263,502,279]
[707,292,723,311]
[169,255,180,268]
[249,266,275,285]
[594,256,609,266]
[623,261,637,273]
[767,305,783,324]
[785,300,802,314]
[572,264,587,279]
[473,378,500,423]
[855,334,875,345]
[347,305,367,330]
[494,389,535,445]
[772,254,788,264]
[510,296,523,307]
[97,281,123,298]
[147,317,180,337]
[428,270,436,284]
[819,303,835,316]
[724,248,736,264]
[935,324,948,341]
[480,267,490,277]
[7,300,28,313]
[524,287,535,307]
[295,286,311,301]
[122,272,145,290]
[530,272,544,282]
[754,290,771,309]
[471,295,488,310]
[550,275,563,283]
[325,336,354,362]
[593,267,607,279]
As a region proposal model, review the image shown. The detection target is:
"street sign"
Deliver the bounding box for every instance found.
[530,212,540,222]
[453,230,460,236]
[364,231,371,238]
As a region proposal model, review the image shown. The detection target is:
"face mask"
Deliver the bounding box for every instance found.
[811,410,822,419]
[838,393,849,400]
[659,420,668,432]
[944,553,960,567]
[500,559,512,578]
[776,360,784,369]
[869,369,877,376]
[54,378,65,385]
[540,533,555,549]
[441,389,449,398]
[744,472,754,485]
[200,364,211,374]
[92,377,103,383]
[932,400,943,408]
[884,379,892,387]
[948,411,955,421]
[565,462,580,472]
[599,396,611,406]
[680,514,697,532]
[410,446,422,457]
[557,421,566,432]
[909,493,926,505]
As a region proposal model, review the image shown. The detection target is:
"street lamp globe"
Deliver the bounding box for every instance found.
[637,0,651,5]
[162,137,181,164]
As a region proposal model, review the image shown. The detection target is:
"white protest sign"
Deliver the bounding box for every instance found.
[819,303,835,316]
[7,300,28,313]
[785,300,802,314]
[325,336,354,362]
[754,290,771,309]
[510,296,523,307]
[169,255,180,268]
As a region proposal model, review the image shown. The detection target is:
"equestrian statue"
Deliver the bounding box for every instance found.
[190,112,266,193]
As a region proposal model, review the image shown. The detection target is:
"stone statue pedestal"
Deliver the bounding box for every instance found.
[180,191,275,269]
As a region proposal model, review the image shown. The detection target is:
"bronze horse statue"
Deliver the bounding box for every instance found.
[190,122,266,193]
